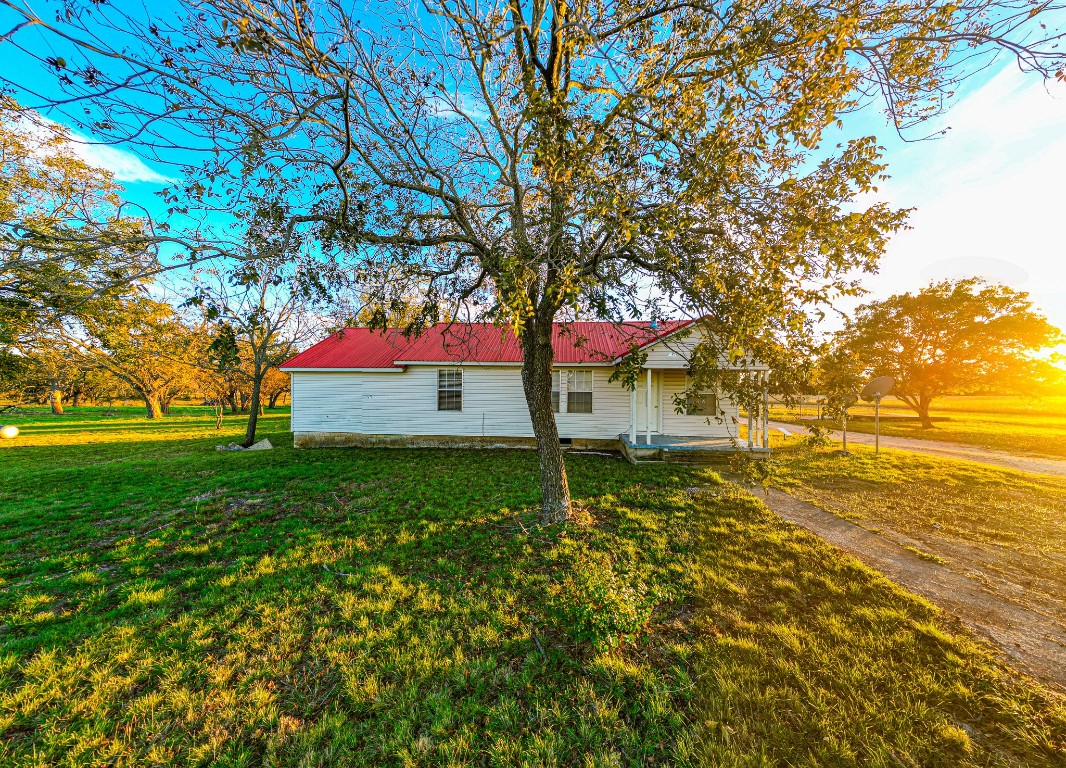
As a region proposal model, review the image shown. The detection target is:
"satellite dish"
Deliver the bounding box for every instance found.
[861,376,894,402]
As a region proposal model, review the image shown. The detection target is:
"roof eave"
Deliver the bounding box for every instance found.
[279,366,407,372]
[392,359,616,367]
[610,318,699,365]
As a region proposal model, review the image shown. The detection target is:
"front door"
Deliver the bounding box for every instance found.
[636,372,661,434]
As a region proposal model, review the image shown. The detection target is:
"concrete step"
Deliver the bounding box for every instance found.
[663,451,736,466]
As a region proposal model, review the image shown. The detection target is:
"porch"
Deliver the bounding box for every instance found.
[618,433,772,465]
[622,365,772,464]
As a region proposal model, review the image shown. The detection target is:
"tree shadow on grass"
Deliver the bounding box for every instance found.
[0,444,697,764]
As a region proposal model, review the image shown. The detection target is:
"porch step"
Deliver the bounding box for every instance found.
[617,441,663,465]
[663,449,771,466]
[663,450,733,466]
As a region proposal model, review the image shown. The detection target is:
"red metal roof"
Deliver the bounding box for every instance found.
[281,320,694,370]
[279,328,413,370]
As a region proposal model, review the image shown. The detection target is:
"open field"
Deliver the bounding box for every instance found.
[1,408,1064,765]
[769,395,1066,458]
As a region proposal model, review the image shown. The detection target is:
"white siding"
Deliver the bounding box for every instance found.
[291,372,364,433]
[292,365,736,440]
[641,326,766,371]
[643,329,700,368]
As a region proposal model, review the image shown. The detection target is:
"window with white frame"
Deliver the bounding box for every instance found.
[686,376,718,416]
[567,370,593,413]
[437,369,462,411]
[551,370,561,413]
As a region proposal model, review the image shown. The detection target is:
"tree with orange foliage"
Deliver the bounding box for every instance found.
[845,279,1063,428]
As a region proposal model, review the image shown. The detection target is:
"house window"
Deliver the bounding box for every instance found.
[686,385,718,416]
[552,370,561,413]
[567,370,593,413]
[437,369,462,411]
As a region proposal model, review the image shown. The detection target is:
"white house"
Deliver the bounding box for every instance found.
[280,319,771,458]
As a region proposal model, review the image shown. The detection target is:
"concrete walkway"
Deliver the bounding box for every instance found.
[769,420,1066,479]
[753,485,1066,690]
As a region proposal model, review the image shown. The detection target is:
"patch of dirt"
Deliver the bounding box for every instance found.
[184,490,226,503]
[752,485,1066,691]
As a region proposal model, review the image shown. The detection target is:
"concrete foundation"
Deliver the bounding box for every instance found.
[293,431,622,452]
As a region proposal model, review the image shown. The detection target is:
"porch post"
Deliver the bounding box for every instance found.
[629,383,637,444]
[762,372,770,449]
[746,373,754,450]
[645,368,652,445]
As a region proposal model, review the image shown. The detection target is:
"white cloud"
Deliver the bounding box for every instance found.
[425,90,490,123]
[67,139,173,185]
[12,111,173,185]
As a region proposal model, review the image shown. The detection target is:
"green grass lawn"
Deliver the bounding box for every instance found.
[772,443,1066,630]
[1,407,1064,765]
[769,394,1066,458]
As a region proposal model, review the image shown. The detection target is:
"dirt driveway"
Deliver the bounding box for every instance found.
[768,421,1066,478]
[753,486,1066,691]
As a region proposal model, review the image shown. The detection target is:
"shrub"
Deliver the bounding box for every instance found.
[544,541,660,650]
[728,451,779,490]
[800,423,833,448]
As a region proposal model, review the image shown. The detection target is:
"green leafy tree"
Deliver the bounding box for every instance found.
[0,347,30,404]
[845,279,1063,428]
[3,1,1063,519]
[0,98,156,345]
[10,350,121,411]
[6,330,90,414]
[815,339,866,449]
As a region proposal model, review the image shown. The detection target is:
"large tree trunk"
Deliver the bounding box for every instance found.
[144,393,164,419]
[916,396,935,429]
[71,389,83,408]
[48,380,64,415]
[267,389,285,409]
[241,370,265,447]
[520,320,572,523]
